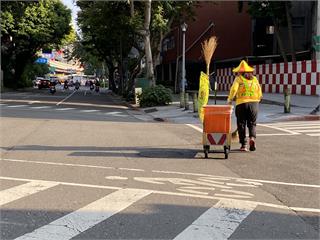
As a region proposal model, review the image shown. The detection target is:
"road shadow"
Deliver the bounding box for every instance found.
[1,145,199,159]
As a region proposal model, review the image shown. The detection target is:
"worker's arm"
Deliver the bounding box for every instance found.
[227,77,239,103]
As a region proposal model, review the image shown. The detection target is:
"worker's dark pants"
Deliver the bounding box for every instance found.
[235,102,259,145]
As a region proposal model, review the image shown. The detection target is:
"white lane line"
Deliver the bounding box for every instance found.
[14,189,152,240]
[267,121,320,126]
[185,124,298,136]
[2,176,320,214]
[307,133,320,136]
[173,199,257,240]
[1,99,129,109]
[2,158,319,189]
[80,109,99,113]
[106,111,122,115]
[295,129,320,133]
[186,123,203,132]
[0,158,144,172]
[30,106,51,109]
[0,181,59,206]
[285,126,320,129]
[6,105,28,108]
[55,108,75,111]
[28,101,40,104]
[257,124,300,134]
[56,91,76,106]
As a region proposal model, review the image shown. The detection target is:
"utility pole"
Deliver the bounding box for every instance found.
[180,22,187,108]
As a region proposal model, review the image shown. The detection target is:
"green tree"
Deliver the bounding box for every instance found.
[1,0,72,88]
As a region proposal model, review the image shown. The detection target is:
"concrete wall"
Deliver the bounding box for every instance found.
[216,60,320,96]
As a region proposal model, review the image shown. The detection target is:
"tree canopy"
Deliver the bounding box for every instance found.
[1,0,72,88]
[74,0,196,95]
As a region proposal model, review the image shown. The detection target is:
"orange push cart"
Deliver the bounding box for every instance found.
[202,105,233,159]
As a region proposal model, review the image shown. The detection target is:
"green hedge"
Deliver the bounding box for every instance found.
[138,85,172,107]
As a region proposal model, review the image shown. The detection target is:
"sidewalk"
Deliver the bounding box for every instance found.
[137,92,319,124]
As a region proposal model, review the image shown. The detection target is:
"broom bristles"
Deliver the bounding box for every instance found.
[201,36,218,67]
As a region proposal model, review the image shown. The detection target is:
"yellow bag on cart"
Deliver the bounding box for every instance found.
[198,71,210,122]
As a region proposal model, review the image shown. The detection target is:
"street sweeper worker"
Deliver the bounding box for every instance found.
[227,60,262,152]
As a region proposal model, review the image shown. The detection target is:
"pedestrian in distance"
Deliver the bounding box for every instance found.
[227,60,262,152]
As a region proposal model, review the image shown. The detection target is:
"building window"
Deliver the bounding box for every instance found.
[162,36,175,52]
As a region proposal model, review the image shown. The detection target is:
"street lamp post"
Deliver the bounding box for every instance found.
[180,22,188,109]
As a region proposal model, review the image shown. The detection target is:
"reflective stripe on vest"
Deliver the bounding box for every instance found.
[237,76,258,100]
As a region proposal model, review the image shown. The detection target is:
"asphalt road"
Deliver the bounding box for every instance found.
[1,87,319,240]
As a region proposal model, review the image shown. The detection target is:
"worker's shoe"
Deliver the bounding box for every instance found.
[240,145,248,152]
[249,138,256,151]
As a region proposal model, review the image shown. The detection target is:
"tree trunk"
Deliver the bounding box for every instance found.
[285,2,296,62]
[272,17,288,63]
[144,0,155,86]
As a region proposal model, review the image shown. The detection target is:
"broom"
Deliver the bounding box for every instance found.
[201,36,218,76]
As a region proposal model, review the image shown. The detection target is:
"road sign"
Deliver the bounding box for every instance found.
[35,58,48,64]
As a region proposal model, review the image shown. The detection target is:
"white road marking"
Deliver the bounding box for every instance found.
[0,158,144,172]
[14,189,152,240]
[106,111,122,115]
[257,123,301,134]
[173,199,258,240]
[1,176,320,213]
[56,91,77,106]
[185,123,301,136]
[294,129,320,133]
[186,123,203,132]
[105,176,128,180]
[30,106,51,109]
[266,121,320,126]
[284,126,320,129]
[2,158,319,189]
[0,181,59,206]
[1,99,129,109]
[307,133,320,136]
[79,109,100,113]
[28,101,40,104]
[6,105,28,108]
[55,108,75,111]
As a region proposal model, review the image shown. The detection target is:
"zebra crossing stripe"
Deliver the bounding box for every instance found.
[285,126,320,129]
[294,129,320,133]
[55,108,75,111]
[0,181,59,206]
[307,133,320,136]
[80,110,100,113]
[173,199,257,240]
[30,106,51,109]
[6,105,28,108]
[14,188,152,240]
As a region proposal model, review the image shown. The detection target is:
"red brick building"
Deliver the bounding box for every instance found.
[158,1,252,90]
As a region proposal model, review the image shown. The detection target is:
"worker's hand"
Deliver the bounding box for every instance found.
[227,101,232,105]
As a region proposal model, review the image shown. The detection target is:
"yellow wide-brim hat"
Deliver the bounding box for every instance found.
[232,60,254,73]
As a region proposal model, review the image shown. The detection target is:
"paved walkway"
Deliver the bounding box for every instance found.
[138,92,319,124]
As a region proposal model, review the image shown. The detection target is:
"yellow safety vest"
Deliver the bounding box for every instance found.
[228,76,262,105]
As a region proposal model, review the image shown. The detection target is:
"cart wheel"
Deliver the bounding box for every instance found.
[224,146,230,159]
[203,145,210,159]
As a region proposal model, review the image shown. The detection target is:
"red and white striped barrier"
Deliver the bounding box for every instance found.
[216,60,320,95]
